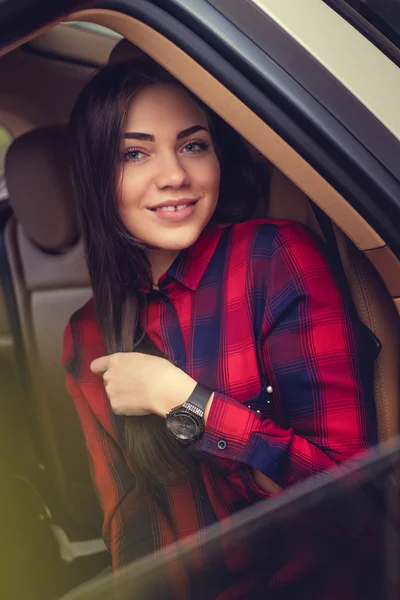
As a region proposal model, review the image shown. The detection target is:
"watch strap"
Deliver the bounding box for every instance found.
[183,383,212,415]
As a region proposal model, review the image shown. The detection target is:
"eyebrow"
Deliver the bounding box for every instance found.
[123,124,209,142]
[177,125,209,140]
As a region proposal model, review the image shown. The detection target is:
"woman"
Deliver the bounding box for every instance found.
[63,57,377,598]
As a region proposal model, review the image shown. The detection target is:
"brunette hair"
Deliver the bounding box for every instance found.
[69,57,261,495]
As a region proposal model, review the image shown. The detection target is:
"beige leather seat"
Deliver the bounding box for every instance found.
[4,126,103,546]
[267,169,400,443]
[3,124,399,555]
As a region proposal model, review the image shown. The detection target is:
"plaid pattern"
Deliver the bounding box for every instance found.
[63,219,377,598]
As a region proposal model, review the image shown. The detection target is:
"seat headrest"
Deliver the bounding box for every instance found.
[108,38,145,64]
[5,125,79,251]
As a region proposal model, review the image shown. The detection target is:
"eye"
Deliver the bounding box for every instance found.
[124,148,147,163]
[181,140,210,154]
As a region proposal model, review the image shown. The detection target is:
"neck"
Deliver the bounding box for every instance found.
[147,248,180,287]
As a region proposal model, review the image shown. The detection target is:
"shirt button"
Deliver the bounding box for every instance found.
[217,439,227,450]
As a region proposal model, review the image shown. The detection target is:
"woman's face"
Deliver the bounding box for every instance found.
[119,83,221,252]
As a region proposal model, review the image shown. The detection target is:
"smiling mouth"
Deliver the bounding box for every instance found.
[154,203,194,213]
[149,199,199,213]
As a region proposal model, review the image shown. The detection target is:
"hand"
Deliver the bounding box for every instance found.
[90,352,197,418]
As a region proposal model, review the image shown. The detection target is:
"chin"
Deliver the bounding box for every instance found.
[159,236,199,252]
[164,224,209,251]
[144,221,207,252]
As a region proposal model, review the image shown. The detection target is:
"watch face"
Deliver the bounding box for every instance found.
[168,412,200,441]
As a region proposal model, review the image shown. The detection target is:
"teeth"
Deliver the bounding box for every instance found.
[159,204,188,212]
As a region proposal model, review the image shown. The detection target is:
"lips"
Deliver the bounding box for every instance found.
[148,198,199,222]
[156,203,192,213]
[148,198,199,212]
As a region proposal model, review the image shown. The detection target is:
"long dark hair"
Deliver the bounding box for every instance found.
[69,58,261,495]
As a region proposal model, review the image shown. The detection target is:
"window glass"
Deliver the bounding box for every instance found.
[63,21,122,40]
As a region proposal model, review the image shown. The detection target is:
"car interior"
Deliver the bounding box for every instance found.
[0,9,400,600]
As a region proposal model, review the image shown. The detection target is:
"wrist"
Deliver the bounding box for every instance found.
[153,373,197,418]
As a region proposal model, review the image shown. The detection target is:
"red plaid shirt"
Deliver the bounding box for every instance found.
[63,219,377,599]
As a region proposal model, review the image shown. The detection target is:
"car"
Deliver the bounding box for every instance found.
[0,1,399,598]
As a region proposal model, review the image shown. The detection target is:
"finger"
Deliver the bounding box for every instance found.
[90,356,110,376]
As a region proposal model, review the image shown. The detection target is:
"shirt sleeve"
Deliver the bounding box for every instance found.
[64,372,151,568]
[196,221,377,497]
[63,323,190,596]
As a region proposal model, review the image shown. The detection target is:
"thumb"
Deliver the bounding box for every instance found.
[90,356,110,376]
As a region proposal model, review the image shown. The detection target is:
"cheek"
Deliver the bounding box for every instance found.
[196,155,221,199]
[118,166,153,222]
[119,171,142,209]
[117,170,150,236]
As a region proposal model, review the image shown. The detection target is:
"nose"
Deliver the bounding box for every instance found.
[154,151,190,190]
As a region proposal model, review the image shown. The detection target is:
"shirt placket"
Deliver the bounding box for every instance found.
[155,284,187,372]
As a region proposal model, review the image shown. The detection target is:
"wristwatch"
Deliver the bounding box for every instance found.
[165,383,212,443]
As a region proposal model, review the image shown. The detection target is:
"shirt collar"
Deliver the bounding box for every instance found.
[161,222,224,292]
